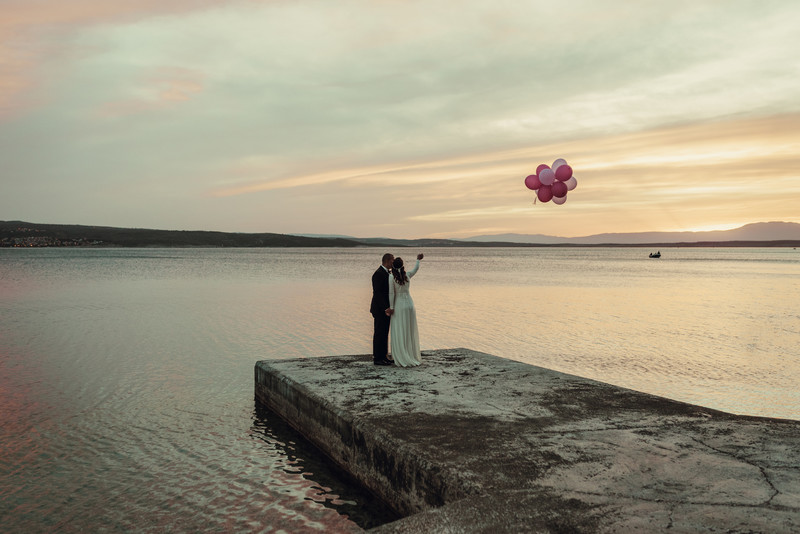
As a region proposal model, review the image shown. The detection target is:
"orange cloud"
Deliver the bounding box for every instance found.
[211,113,799,238]
[0,0,220,118]
[212,113,800,200]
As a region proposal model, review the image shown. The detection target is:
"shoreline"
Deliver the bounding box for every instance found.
[4,220,799,248]
[3,241,799,249]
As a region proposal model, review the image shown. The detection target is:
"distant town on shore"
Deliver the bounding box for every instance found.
[2,220,799,248]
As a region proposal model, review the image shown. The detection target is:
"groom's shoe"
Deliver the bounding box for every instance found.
[374,359,392,366]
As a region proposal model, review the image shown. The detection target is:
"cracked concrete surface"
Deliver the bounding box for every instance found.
[255,348,800,533]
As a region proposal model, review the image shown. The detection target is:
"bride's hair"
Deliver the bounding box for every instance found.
[392,257,408,285]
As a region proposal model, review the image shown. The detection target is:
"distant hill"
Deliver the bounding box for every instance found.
[455,233,568,245]
[463,222,800,245]
[0,221,536,248]
[332,236,535,247]
[3,220,799,248]
[0,221,364,248]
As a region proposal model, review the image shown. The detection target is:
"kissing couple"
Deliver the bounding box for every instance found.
[370,252,425,367]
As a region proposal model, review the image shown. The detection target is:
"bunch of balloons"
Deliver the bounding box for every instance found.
[524,158,578,205]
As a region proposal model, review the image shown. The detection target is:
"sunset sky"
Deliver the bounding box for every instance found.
[1,0,799,238]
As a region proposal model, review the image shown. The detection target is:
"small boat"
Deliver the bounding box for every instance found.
[649,251,661,258]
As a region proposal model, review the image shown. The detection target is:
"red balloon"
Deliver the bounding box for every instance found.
[537,185,553,203]
[524,174,541,190]
[552,181,568,197]
[535,164,550,175]
[555,164,573,182]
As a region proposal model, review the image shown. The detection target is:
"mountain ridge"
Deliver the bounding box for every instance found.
[461,222,800,245]
[2,220,799,247]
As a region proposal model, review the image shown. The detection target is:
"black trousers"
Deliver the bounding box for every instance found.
[372,313,391,362]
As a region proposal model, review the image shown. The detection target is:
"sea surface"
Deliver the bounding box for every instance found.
[1,247,799,531]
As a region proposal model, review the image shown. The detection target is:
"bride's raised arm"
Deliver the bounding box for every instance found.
[407,253,423,278]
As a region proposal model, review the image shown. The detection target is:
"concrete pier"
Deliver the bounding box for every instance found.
[254,348,800,532]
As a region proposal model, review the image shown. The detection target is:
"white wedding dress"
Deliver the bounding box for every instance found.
[389,260,422,367]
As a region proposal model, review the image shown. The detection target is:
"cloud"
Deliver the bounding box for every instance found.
[210,145,532,196]
[120,0,797,199]
[0,0,221,117]
[98,67,204,117]
[1,0,799,237]
[409,206,531,222]
[362,113,800,236]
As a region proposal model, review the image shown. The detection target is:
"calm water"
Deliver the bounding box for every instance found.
[1,247,799,531]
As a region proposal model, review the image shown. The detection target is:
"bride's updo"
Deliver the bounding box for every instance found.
[392,257,408,285]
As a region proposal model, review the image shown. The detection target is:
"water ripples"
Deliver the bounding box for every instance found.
[1,247,798,531]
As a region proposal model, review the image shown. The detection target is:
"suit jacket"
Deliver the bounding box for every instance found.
[370,266,390,317]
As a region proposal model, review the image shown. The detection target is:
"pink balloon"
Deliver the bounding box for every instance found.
[538,168,556,186]
[552,181,568,198]
[552,158,567,171]
[553,195,567,205]
[555,164,573,182]
[524,174,541,190]
[537,185,553,203]
[536,164,550,175]
[565,175,577,191]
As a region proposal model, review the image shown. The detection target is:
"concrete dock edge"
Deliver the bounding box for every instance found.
[255,348,800,533]
[254,361,480,517]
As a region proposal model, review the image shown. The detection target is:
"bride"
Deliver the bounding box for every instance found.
[387,253,424,367]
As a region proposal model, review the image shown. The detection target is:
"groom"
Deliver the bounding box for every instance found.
[370,253,394,366]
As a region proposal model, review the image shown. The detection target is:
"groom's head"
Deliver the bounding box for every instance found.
[381,253,394,269]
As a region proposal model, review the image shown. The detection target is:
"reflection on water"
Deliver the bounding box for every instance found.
[1,246,798,531]
[413,248,800,419]
[250,403,399,530]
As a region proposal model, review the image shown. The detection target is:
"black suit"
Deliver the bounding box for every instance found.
[370,266,391,362]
